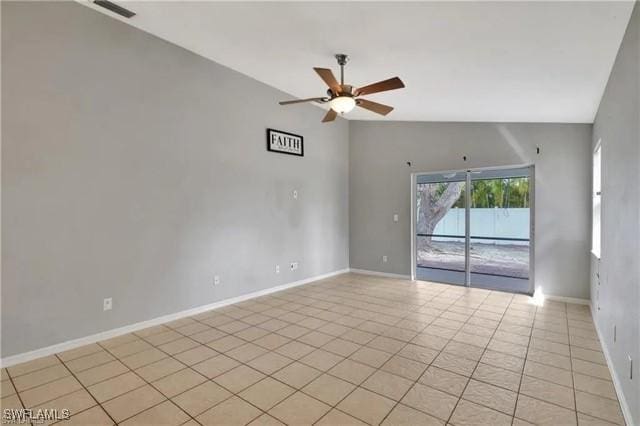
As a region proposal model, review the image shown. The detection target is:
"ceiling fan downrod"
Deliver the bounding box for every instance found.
[335,53,348,86]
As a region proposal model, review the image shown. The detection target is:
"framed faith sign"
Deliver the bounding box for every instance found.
[267,128,304,157]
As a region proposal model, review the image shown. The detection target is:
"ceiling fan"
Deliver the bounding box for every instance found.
[279,54,405,123]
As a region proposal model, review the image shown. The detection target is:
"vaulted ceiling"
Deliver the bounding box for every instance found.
[83,1,635,123]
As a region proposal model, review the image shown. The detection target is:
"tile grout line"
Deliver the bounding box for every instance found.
[529,307,622,416]
[378,308,458,423]
[95,317,306,424]
[101,279,415,424]
[30,334,200,419]
[511,297,538,425]
[337,286,524,424]
[566,303,580,426]
[17,312,596,422]
[377,289,491,425]
[310,280,456,425]
[53,352,120,426]
[4,368,30,422]
[108,301,613,423]
[93,336,209,426]
[443,290,514,425]
[6,275,618,426]
[7,291,589,424]
[141,283,530,424]
[566,305,626,425]
[31,331,213,424]
[252,279,459,424]
[293,278,470,423]
[201,278,441,424]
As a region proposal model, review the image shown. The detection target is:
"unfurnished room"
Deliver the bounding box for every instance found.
[1,1,639,425]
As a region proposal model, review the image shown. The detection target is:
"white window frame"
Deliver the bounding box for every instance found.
[592,141,602,258]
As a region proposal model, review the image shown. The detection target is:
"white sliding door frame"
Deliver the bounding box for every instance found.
[410,163,535,295]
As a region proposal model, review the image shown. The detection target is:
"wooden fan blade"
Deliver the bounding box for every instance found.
[356,77,405,96]
[279,97,326,105]
[314,68,341,93]
[357,99,394,116]
[322,109,338,123]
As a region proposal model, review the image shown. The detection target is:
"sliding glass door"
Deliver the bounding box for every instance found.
[468,167,531,292]
[414,166,533,294]
[416,171,467,285]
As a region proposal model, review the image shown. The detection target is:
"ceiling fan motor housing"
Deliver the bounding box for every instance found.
[327,85,355,98]
[335,54,349,66]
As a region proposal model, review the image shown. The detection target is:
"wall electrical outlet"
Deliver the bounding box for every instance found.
[275,265,280,274]
[393,214,399,223]
[214,275,221,286]
[290,262,298,271]
[382,255,388,263]
[103,298,112,311]
[292,190,298,199]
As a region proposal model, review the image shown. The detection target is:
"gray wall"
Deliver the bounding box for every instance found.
[1,2,349,357]
[591,2,639,423]
[349,121,592,299]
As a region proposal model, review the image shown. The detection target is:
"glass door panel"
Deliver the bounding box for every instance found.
[415,172,467,286]
[469,169,531,292]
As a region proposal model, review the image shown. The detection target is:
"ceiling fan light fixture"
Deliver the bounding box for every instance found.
[329,96,356,114]
[279,55,404,122]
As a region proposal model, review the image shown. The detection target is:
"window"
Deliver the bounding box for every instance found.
[592,143,602,258]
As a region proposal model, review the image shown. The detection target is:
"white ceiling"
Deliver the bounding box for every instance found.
[82,1,634,123]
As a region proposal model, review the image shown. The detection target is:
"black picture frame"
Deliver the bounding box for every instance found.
[266,128,304,157]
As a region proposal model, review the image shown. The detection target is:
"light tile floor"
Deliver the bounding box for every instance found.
[1,273,625,425]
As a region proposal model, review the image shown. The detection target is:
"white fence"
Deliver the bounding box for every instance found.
[432,208,529,244]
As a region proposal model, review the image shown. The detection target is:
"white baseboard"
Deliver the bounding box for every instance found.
[0,268,349,368]
[589,304,634,426]
[349,268,411,280]
[544,294,591,305]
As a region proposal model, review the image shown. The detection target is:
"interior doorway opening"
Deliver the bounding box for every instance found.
[412,165,534,294]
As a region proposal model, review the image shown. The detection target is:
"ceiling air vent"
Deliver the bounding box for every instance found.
[93,1,136,18]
